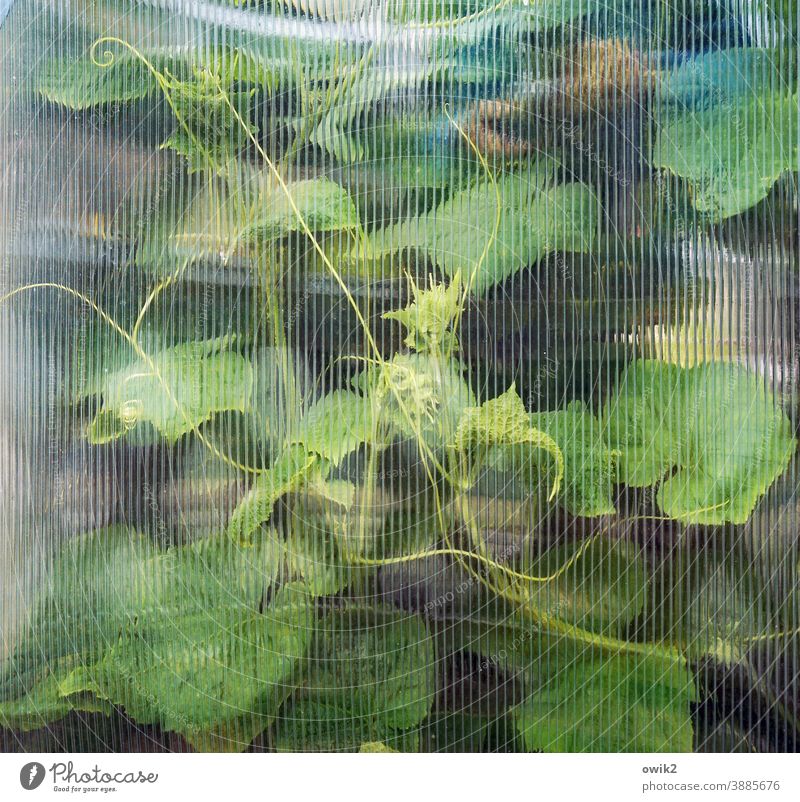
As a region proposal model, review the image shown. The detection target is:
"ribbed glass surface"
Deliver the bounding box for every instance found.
[0,1,798,753]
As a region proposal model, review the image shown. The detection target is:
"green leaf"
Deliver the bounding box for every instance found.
[529,401,619,517]
[604,360,686,489]
[161,81,257,173]
[36,52,172,108]
[522,538,649,638]
[653,72,798,220]
[243,178,361,242]
[383,275,463,354]
[604,360,796,524]
[86,408,135,445]
[0,527,288,737]
[160,47,276,173]
[0,654,114,732]
[201,46,278,88]
[172,172,360,259]
[453,386,564,495]
[87,338,253,444]
[291,390,377,467]
[514,652,696,752]
[308,66,392,163]
[164,534,285,613]
[30,528,163,655]
[359,741,400,753]
[314,611,435,729]
[226,447,320,542]
[275,610,434,751]
[438,610,564,675]
[356,116,474,193]
[274,696,420,752]
[660,47,796,108]
[36,47,273,174]
[62,592,313,750]
[7,527,282,657]
[370,166,599,294]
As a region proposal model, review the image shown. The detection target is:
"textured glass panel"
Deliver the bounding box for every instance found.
[0,0,797,753]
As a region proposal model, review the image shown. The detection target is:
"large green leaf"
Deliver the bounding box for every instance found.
[514,652,696,752]
[60,586,313,751]
[2,528,281,669]
[438,609,562,676]
[604,360,796,525]
[604,361,688,490]
[370,166,599,294]
[274,609,434,751]
[660,47,796,108]
[87,338,253,444]
[36,46,273,173]
[40,528,161,634]
[356,116,474,194]
[161,84,258,174]
[442,608,696,751]
[162,533,285,613]
[529,401,619,517]
[653,49,798,220]
[0,527,289,739]
[290,390,378,467]
[274,696,420,752]
[681,548,774,660]
[313,611,435,730]
[36,52,175,108]
[453,385,564,491]
[159,46,279,172]
[276,491,357,596]
[199,45,278,88]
